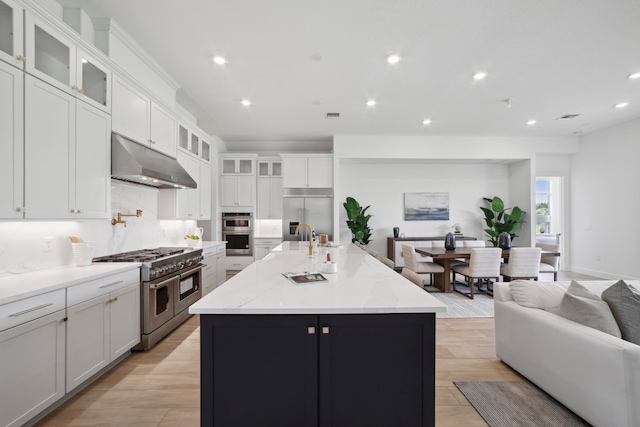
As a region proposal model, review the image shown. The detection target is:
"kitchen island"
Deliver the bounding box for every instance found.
[190,242,446,427]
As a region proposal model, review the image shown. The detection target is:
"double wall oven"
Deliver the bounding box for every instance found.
[93,248,203,351]
[222,212,253,256]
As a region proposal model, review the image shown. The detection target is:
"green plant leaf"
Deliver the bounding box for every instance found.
[480,207,494,220]
[491,197,505,213]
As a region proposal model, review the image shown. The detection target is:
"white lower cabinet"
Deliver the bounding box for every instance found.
[226,256,254,272]
[255,238,283,260]
[66,271,140,392]
[202,246,218,296]
[216,245,226,287]
[0,291,66,427]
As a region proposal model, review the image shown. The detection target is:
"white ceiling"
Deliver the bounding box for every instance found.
[66,0,640,150]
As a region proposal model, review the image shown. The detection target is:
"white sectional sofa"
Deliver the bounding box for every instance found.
[494,280,640,427]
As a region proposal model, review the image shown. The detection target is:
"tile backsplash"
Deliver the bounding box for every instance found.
[0,181,198,277]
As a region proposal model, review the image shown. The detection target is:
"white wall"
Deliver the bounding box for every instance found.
[333,135,579,257]
[0,181,199,277]
[570,118,640,279]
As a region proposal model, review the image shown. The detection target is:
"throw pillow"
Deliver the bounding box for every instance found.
[559,281,622,338]
[509,280,567,314]
[601,280,640,345]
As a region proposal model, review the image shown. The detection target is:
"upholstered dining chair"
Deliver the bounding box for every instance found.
[378,256,395,269]
[401,267,426,288]
[401,244,444,286]
[500,247,542,282]
[451,248,502,299]
[536,242,560,280]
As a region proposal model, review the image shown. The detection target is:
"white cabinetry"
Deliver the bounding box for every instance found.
[216,245,226,287]
[220,154,257,209]
[24,75,110,219]
[221,175,254,207]
[202,245,225,296]
[0,290,66,427]
[281,154,333,188]
[257,178,283,219]
[254,238,282,260]
[158,151,211,220]
[257,159,281,177]
[200,161,212,219]
[0,0,25,69]
[0,60,23,218]
[112,75,177,157]
[226,256,254,272]
[25,14,110,112]
[66,270,140,392]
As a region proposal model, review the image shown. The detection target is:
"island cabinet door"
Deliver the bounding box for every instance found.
[318,313,435,427]
[201,315,319,427]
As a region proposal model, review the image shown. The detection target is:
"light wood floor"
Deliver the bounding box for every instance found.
[35,316,522,427]
[37,270,602,426]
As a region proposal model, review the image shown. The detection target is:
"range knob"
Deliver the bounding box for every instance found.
[177,261,185,269]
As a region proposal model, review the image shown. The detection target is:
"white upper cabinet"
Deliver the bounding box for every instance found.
[282,154,333,188]
[221,158,255,175]
[150,101,177,157]
[0,0,25,69]
[24,75,110,219]
[258,159,282,177]
[112,75,177,157]
[201,138,211,162]
[25,13,110,112]
[0,60,23,219]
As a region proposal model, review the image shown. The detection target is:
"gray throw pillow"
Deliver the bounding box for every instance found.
[602,280,640,345]
[559,281,622,338]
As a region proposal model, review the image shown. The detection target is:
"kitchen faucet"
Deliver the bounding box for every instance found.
[294,223,313,256]
[111,209,143,227]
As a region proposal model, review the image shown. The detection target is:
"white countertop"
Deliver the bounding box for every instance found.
[190,241,447,315]
[0,263,141,306]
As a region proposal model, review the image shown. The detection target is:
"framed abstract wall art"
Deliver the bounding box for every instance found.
[404,192,449,221]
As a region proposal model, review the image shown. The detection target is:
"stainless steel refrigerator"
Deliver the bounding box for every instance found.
[282,197,333,242]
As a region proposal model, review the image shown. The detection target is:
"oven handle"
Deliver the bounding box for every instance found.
[148,276,177,289]
[180,264,203,278]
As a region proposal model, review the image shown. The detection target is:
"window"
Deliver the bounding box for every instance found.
[535,180,551,234]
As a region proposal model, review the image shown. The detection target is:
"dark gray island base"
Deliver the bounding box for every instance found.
[199,313,436,427]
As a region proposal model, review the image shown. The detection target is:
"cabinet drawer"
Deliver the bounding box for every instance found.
[0,289,66,332]
[202,247,217,258]
[216,244,226,254]
[226,256,253,271]
[255,238,282,246]
[67,269,140,307]
[202,259,217,278]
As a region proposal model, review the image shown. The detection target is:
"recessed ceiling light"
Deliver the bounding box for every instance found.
[526,120,537,125]
[387,54,400,64]
[212,55,226,65]
[473,71,487,80]
[366,100,376,107]
[311,53,324,62]
[627,72,640,79]
[241,100,251,106]
[422,119,432,125]
[615,102,629,109]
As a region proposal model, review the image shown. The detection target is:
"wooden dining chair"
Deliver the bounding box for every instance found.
[451,248,502,299]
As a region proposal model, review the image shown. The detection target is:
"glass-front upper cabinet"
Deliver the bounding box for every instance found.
[221,158,255,175]
[190,132,199,156]
[178,124,189,150]
[201,139,211,162]
[76,49,110,112]
[25,13,111,112]
[258,159,282,177]
[0,0,24,69]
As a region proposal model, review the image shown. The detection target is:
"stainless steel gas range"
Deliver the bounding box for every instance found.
[93,247,203,350]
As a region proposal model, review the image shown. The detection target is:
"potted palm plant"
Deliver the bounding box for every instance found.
[480,196,525,246]
[343,196,372,244]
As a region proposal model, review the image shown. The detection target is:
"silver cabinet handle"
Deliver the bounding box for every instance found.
[100,280,123,289]
[106,296,119,304]
[9,303,53,317]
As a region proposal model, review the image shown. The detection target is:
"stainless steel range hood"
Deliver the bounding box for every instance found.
[111,132,197,189]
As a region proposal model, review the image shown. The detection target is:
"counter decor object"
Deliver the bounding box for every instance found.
[498,231,511,249]
[393,227,400,238]
[444,232,456,250]
[70,236,94,266]
[344,196,372,244]
[321,253,338,274]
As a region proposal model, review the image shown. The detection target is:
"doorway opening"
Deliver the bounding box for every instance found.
[535,176,564,269]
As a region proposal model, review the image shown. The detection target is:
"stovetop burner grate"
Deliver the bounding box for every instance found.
[92,247,186,263]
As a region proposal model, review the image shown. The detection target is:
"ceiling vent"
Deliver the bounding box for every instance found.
[326,113,340,119]
[557,114,580,120]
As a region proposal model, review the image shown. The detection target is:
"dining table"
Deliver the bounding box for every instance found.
[414,246,561,292]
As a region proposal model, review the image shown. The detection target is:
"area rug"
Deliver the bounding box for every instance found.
[429,291,494,318]
[454,381,590,427]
